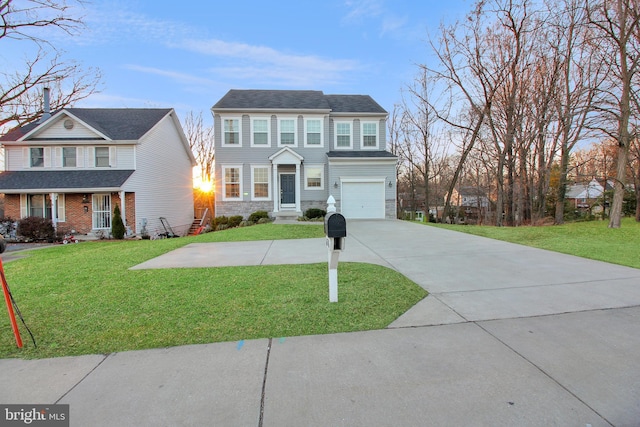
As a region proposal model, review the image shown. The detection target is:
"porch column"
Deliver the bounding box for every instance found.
[119,191,126,233]
[295,163,301,213]
[272,165,278,213]
[50,192,58,229]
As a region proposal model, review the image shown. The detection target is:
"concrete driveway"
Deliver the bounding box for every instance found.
[2,219,640,426]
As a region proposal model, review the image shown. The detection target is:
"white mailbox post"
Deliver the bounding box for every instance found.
[324,196,346,302]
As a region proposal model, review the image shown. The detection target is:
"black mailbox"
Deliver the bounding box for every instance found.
[324,213,347,238]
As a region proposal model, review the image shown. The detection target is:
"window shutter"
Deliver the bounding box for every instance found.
[109,147,116,167]
[54,147,62,168]
[23,148,30,168]
[20,194,27,218]
[76,147,84,168]
[44,147,52,167]
[57,194,66,222]
[88,147,95,168]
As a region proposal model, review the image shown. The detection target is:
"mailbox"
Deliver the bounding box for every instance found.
[324,213,346,238]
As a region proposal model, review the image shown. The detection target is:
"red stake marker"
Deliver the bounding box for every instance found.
[0,257,23,348]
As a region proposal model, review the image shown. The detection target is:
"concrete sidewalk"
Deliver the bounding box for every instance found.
[2,220,639,426]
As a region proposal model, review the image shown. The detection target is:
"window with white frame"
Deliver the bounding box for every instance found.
[251,166,270,199]
[304,165,324,190]
[279,119,296,145]
[335,122,352,148]
[63,147,76,167]
[252,119,269,146]
[223,165,242,200]
[223,118,241,145]
[30,147,44,167]
[362,122,378,148]
[95,147,109,167]
[22,194,65,221]
[305,119,322,146]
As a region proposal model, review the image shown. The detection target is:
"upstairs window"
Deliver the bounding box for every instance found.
[95,147,110,167]
[305,119,322,146]
[224,119,241,145]
[279,119,296,145]
[362,122,378,148]
[30,148,44,167]
[63,147,76,167]
[335,122,352,148]
[252,119,269,146]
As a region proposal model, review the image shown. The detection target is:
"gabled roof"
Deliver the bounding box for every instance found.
[1,109,173,142]
[212,89,387,114]
[0,170,135,193]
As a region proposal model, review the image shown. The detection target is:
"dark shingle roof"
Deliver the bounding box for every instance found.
[0,170,135,191]
[327,151,397,158]
[213,90,387,114]
[1,109,172,141]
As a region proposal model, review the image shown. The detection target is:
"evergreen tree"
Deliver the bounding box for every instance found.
[111,204,126,239]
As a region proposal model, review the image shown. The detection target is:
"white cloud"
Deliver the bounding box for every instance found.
[123,65,218,88]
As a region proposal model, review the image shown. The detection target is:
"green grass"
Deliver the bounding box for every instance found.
[430,217,640,269]
[0,223,426,359]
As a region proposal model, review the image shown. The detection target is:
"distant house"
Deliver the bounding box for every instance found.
[0,105,196,237]
[566,178,613,212]
[211,89,398,220]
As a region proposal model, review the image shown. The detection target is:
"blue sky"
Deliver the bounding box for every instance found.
[4,0,472,127]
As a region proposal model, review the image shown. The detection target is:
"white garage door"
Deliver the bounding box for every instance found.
[342,181,385,219]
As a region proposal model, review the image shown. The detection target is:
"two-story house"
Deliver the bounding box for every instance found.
[0,102,196,237]
[212,89,397,220]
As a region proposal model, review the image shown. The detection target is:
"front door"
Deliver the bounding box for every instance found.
[280,174,295,206]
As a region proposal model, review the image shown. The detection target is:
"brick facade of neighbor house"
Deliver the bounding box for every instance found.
[3,192,136,236]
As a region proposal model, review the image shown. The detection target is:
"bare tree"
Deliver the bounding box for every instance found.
[183,111,215,183]
[587,0,640,228]
[0,0,101,131]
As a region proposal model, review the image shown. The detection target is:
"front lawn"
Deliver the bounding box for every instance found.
[431,217,640,269]
[0,224,426,359]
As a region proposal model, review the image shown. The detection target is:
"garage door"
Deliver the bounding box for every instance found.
[342,181,385,219]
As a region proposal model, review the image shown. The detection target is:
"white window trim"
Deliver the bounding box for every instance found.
[334,120,353,150]
[250,164,271,201]
[222,164,243,201]
[222,117,243,147]
[361,121,379,150]
[278,116,298,147]
[250,117,271,147]
[304,118,324,148]
[304,164,324,190]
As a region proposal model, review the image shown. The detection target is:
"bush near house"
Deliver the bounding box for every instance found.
[16,216,56,241]
[304,208,326,220]
[248,210,270,223]
[111,204,126,239]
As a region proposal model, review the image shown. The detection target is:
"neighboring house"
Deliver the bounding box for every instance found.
[212,89,397,219]
[0,105,196,237]
[565,178,613,212]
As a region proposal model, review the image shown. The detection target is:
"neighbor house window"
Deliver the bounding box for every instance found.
[251,166,270,200]
[30,148,44,167]
[305,119,322,146]
[95,147,109,167]
[304,165,324,190]
[63,147,76,167]
[362,122,378,148]
[223,119,241,145]
[279,119,296,145]
[223,166,242,200]
[335,122,352,148]
[24,194,65,221]
[251,119,269,146]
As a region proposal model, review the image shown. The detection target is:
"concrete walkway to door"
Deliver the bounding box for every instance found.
[3,220,640,426]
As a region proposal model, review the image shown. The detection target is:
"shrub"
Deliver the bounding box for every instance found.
[228,215,244,228]
[111,204,126,239]
[212,216,228,229]
[248,210,270,223]
[16,216,56,241]
[0,217,18,239]
[304,208,326,219]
